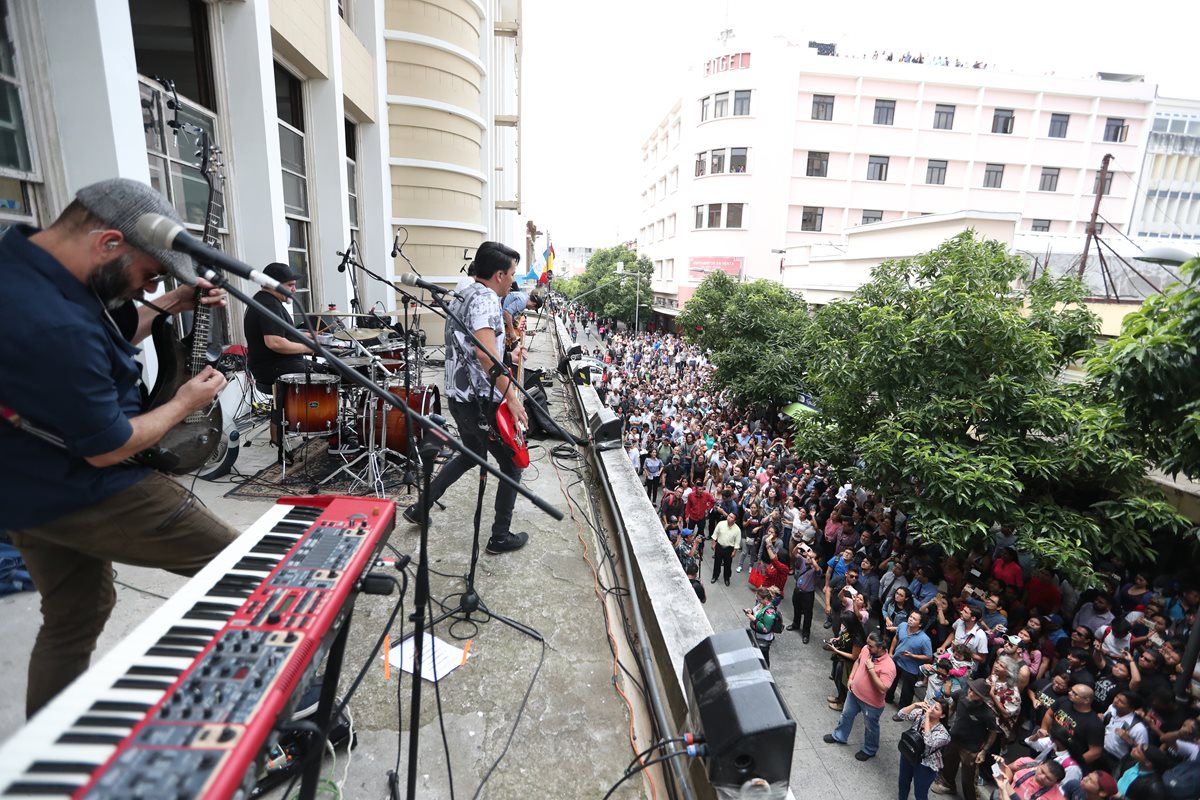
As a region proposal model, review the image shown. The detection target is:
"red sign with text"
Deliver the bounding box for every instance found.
[689,256,743,280]
[704,52,751,76]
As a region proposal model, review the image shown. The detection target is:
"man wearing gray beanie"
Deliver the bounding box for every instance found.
[0,177,238,718]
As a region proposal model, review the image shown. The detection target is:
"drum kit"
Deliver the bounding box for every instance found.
[275,312,441,496]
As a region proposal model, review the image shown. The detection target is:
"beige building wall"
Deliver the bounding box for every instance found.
[340,21,376,121]
[269,0,329,77]
[384,0,488,284]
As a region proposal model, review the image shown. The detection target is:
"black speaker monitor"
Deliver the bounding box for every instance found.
[683,630,796,792]
[587,407,622,451]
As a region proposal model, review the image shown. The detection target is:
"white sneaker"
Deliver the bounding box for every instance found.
[736,566,743,573]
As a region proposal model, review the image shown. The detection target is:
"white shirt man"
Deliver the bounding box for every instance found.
[1102,693,1148,764]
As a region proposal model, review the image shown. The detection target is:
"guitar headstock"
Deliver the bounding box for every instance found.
[194,130,225,194]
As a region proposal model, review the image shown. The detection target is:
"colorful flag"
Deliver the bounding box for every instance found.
[539,243,554,284]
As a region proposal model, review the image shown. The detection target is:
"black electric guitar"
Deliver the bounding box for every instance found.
[143,132,225,473]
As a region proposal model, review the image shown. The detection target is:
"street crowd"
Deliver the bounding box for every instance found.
[557,300,1200,800]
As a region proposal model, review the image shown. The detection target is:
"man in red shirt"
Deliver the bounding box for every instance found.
[685,484,716,540]
[1025,567,1063,615]
[823,631,896,761]
[992,547,1024,590]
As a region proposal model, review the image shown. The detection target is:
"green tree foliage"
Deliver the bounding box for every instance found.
[1089,259,1200,480]
[561,245,652,326]
[677,272,809,408]
[793,231,1189,583]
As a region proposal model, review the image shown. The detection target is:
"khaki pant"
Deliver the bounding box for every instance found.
[9,472,238,718]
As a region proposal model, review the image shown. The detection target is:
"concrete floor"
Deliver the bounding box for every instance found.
[0,321,911,799]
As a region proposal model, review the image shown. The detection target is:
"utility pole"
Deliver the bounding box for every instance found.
[1079,153,1113,278]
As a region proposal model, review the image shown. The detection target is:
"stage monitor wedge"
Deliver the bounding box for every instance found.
[683,630,796,794]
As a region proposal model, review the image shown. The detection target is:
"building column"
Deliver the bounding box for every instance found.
[352,0,396,309]
[306,4,353,313]
[39,0,147,190]
[214,0,288,273]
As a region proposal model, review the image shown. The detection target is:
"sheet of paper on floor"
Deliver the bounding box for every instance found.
[384,632,469,681]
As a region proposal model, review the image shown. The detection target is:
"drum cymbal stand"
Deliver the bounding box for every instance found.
[318,322,400,495]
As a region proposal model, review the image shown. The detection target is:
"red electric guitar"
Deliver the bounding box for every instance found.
[495,314,530,468]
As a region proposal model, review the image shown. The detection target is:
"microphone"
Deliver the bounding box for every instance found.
[391,230,401,258]
[136,213,290,295]
[397,272,455,297]
[336,249,350,273]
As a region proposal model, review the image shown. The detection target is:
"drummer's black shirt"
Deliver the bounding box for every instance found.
[243,290,308,387]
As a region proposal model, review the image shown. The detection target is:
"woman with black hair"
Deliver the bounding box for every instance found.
[827,609,867,710]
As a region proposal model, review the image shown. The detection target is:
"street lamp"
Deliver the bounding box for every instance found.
[613,261,650,332]
[1134,245,1197,265]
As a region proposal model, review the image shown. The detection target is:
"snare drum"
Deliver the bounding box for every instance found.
[278,373,340,434]
[359,383,441,452]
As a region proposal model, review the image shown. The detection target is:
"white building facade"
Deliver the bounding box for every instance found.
[4,0,520,334]
[639,35,1167,322]
[1129,97,1200,243]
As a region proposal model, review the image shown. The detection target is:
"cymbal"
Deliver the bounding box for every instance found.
[333,328,381,341]
[318,312,406,317]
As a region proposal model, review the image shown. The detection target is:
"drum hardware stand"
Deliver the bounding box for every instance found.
[192,263,563,800]
[318,317,406,495]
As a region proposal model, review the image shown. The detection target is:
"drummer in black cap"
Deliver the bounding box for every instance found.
[242,261,313,393]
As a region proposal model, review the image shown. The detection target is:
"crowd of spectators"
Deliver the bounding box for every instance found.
[556,299,1200,800]
[822,48,991,69]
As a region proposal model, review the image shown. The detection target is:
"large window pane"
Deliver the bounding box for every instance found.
[707,203,722,228]
[282,170,309,216]
[725,203,743,228]
[168,161,212,226]
[278,126,306,175]
[141,83,166,154]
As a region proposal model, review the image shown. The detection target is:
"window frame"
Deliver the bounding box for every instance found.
[694,205,704,229]
[1103,117,1128,143]
[699,96,709,122]
[707,203,722,228]
[926,159,947,185]
[861,209,883,225]
[729,147,747,173]
[710,148,725,174]
[713,91,729,118]
[933,104,955,130]
[812,94,834,121]
[806,151,829,178]
[1039,167,1060,192]
[800,206,823,232]
[733,90,751,116]
[866,155,889,182]
[1093,171,1114,196]
[983,162,1005,189]
[1031,219,1051,232]
[873,99,896,126]
[725,202,744,229]
[1047,113,1069,139]
[992,108,1015,135]
[695,151,706,177]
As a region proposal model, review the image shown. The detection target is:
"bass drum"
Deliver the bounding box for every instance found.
[359,384,441,453]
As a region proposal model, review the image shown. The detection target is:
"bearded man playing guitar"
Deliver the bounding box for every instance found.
[0,178,237,718]
[402,242,530,555]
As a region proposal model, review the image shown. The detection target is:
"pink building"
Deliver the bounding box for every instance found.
[639,35,1162,323]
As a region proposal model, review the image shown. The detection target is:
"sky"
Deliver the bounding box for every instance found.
[517,0,1200,250]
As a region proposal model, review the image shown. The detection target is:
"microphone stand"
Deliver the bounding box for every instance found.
[344,257,586,799]
[197,261,563,800]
